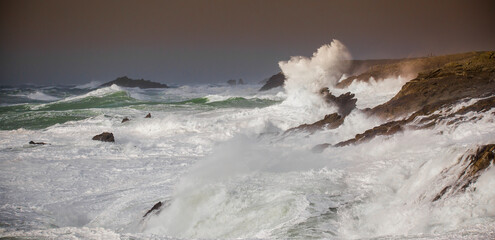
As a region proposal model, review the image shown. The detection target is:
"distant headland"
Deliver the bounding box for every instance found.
[100,76,168,89]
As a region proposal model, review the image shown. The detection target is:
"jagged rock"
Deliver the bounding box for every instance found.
[320,88,357,117]
[29,141,46,145]
[335,120,405,147]
[259,72,285,91]
[433,144,495,202]
[287,113,344,134]
[145,113,151,118]
[122,117,130,123]
[227,79,237,86]
[369,51,495,120]
[143,201,163,218]
[92,132,115,142]
[238,78,244,85]
[100,76,168,89]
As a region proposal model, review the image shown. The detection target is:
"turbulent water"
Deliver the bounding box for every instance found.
[1,43,495,240]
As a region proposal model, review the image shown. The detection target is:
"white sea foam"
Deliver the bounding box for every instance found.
[1,41,494,240]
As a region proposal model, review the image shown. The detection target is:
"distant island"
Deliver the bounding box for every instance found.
[100,76,168,88]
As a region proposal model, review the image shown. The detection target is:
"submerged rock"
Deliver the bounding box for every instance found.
[145,113,151,118]
[29,141,47,145]
[92,132,115,142]
[143,201,163,218]
[100,76,168,89]
[433,144,495,202]
[122,117,130,123]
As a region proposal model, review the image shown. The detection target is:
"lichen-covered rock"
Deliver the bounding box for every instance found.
[92,132,115,142]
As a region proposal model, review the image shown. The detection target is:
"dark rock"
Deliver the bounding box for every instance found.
[143,201,163,218]
[227,79,237,86]
[100,76,168,89]
[320,88,357,117]
[432,144,495,202]
[92,132,115,142]
[145,113,151,118]
[122,117,130,123]
[259,72,285,91]
[287,113,344,134]
[238,78,245,85]
[334,120,405,147]
[29,141,46,145]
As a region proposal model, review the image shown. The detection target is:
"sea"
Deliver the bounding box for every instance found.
[1,41,495,239]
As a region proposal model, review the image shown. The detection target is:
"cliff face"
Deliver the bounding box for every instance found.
[100,76,168,89]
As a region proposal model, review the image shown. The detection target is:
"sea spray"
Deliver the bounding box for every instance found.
[280,39,351,109]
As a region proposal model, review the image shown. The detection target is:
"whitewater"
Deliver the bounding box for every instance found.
[1,41,494,239]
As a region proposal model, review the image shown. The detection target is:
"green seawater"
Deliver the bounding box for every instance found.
[0,90,280,130]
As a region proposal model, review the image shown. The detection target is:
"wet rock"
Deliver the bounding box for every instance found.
[433,144,495,202]
[92,132,115,142]
[334,120,405,147]
[100,76,168,89]
[320,88,357,117]
[238,78,244,85]
[122,117,130,123]
[143,201,163,218]
[145,113,151,118]
[259,72,285,91]
[29,141,46,145]
[287,113,344,134]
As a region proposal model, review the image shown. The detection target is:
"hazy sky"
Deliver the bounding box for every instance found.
[1,0,494,86]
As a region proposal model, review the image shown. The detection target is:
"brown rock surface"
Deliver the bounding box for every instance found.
[369,52,495,120]
[92,132,115,142]
[433,144,495,202]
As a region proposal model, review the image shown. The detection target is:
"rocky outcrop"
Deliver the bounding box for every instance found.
[143,201,163,218]
[287,89,356,133]
[369,51,495,120]
[145,113,151,118]
[313,52,495,150]
[92,132,115,142]
[320,88,357,117]
[287,113,344,134]
[100,76,168,89]
[336,52,482,88]
[259,72,285,91]
[122,117,130,123]
[433,144,495,202]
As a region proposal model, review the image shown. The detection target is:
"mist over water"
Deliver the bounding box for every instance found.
[1,41,494,239]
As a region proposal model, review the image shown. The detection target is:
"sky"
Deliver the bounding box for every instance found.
[1,0,494,86]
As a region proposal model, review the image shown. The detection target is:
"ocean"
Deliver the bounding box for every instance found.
[1,42,495,239]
